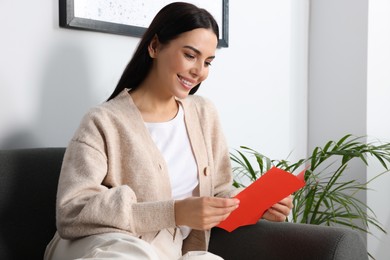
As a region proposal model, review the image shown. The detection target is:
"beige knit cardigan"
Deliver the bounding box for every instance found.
[55,89,238,253]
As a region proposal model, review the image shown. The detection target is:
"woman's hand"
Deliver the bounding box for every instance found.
[174,197,240,230]
[262,195,293,222]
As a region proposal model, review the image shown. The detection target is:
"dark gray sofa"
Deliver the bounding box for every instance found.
[0,148,368,260]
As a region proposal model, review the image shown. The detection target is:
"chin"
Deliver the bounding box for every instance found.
[175,91,191,100]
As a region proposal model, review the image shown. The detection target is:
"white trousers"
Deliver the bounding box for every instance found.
[44,230,223,260]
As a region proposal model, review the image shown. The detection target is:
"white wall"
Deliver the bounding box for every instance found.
[203,0,308,162]
[308,0,368,145]
[0,1,138,148]
[367,1,390,259]
[0,0,307,163]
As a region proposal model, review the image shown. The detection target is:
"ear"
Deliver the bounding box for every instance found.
[148,35,160,58]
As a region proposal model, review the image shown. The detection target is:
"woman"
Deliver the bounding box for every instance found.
[45,2,293,259]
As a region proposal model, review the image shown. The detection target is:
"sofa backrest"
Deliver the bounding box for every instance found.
[0,148,65,260]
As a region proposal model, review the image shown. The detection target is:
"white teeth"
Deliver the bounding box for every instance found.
[179,76,193,87]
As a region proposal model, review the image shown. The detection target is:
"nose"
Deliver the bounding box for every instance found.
[190,61,207,80]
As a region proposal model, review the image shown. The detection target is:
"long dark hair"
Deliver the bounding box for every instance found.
[107,2,219,101]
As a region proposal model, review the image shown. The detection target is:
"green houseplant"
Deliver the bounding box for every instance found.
[231,134,390,258]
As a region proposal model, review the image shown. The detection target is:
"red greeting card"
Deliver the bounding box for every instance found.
[217,167,306,232]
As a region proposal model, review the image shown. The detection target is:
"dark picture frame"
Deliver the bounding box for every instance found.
[59,0,229,47]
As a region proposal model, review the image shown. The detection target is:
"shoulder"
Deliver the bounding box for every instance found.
[79,100,120,129]
[82,90,137,125]
[73,90,138,141]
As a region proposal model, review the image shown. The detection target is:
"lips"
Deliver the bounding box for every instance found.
[178,75,196,90]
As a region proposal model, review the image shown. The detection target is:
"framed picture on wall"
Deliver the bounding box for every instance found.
[59,0,229,47]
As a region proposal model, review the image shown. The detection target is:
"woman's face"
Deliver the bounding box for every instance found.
[149,28,218,99]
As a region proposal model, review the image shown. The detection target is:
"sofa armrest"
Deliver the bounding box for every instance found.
[0,148,65,260]
[209,220,367,260]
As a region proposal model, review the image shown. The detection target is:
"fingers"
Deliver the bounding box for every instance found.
[174,197,240,230]
[263,195,294,222]
[200,212,232,230]
[207,197,240,208]
[200,197,239,221]
[203,199,239,229]
[271,195,293,215]
[263,208,287,222]
[278,195,293,208]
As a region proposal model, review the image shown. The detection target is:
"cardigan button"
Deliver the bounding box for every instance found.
[158,164,163,170]
[203,167,209,176]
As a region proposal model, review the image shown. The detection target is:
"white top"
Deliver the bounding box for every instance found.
[145,103,198,238]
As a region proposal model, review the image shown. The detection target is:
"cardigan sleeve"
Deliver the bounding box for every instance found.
[56,108,176,239]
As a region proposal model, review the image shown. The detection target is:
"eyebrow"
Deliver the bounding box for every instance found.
[183,45,215,59]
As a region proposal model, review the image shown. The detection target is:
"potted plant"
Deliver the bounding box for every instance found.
[231,134,390,258]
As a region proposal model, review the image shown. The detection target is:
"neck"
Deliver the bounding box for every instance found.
[130,86,178,123]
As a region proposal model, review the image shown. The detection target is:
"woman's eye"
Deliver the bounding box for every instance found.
[184,53,195,60]
[205,61,212,67]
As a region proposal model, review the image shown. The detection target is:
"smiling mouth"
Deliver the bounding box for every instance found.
[178,75,195,89]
